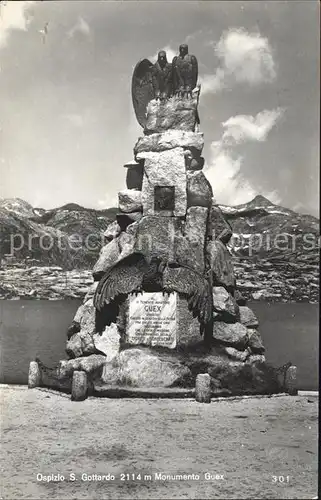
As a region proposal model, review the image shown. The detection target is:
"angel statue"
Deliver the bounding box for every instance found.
[172,44,198,97]
[132,50,173,128]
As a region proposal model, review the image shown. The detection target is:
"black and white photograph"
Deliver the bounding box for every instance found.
[0,1,319,499]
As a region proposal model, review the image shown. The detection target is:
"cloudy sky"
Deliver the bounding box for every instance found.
[0,1,319,216]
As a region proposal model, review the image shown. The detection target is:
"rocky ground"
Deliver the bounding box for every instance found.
[0,261,318,302]
[0,386,318,500]
[0,266,94,300]
[232,257,319,303]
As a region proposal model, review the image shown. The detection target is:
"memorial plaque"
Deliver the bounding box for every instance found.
[128,292,177,348]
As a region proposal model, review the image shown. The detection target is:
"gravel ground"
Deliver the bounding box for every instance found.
[0,386,318,499]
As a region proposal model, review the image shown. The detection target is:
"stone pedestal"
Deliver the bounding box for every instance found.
[195,373,211,403]
[71,371,88,401]
[49,84,274,398]
[28,361,41,388]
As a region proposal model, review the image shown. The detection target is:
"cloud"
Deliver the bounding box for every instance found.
[0,1,34,50]
[221,108,284,144]
[149,45,176,63]
[67,16,91,39]
[204,108,283,205]
[200,28,276,94]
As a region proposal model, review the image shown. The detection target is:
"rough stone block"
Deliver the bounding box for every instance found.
[180,206,208,273]
[186,171,213,208]
[239,306,259,328]
[135,215,184,262]
[59,354,106,378]
[66,299,97,358]
[93,323,120,361]
[73,304,85,323]
[144,90,200,134]
[118,189,142,213]
[138,148,187,217]
[134,130,204,155]
[212,322,248,349]
[104,221,121,242]
[208,239,235,290]
[234,290,247,306]
[209,204,233,244]
[176,294,202,347]
[247,329,265,354]
[102,348,192,388]
[212,286,239,322]
[222,346,251,362]
[247,354,266,364]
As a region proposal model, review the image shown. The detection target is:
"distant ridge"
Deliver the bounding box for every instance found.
[0,196,319,301]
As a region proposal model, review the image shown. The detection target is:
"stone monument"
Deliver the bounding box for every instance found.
[32,46,284,397]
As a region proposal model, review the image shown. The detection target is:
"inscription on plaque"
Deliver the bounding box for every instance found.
[128,292,177,348]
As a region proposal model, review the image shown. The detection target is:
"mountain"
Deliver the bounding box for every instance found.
[0,196,319,302]
[220,196,319,302]
[0,199,117,269]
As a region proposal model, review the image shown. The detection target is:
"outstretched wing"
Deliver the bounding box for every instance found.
[94,252,148,311]
[132,58,155,128]
[163,264,213,329]
[191,55,198,90]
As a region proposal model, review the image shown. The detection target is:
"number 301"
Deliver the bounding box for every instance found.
[272,476,290,483]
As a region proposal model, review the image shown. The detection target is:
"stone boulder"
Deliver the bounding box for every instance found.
[104,221,121,242]
[93,323,120,361]
[239,306,259,328]
[118,189,142,213]
[234,290,247,306]
[184,349,280,394]
[102,347,192,388]
[208,357,279,394]
[59,354,106,379]
[186,171,213,208]
[181,206,208,273]
[222,346,251,362]
[212,286,239,322]
[209,204,233,244]
[212,321,248,349]
[208,239,235,291]
[247,329,265,354]
[66,299,97,358]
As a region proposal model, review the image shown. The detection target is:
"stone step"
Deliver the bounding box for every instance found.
[92,385,283,399]
[93,385,195,398]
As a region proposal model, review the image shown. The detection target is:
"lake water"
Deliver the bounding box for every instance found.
[0,300,318,390]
